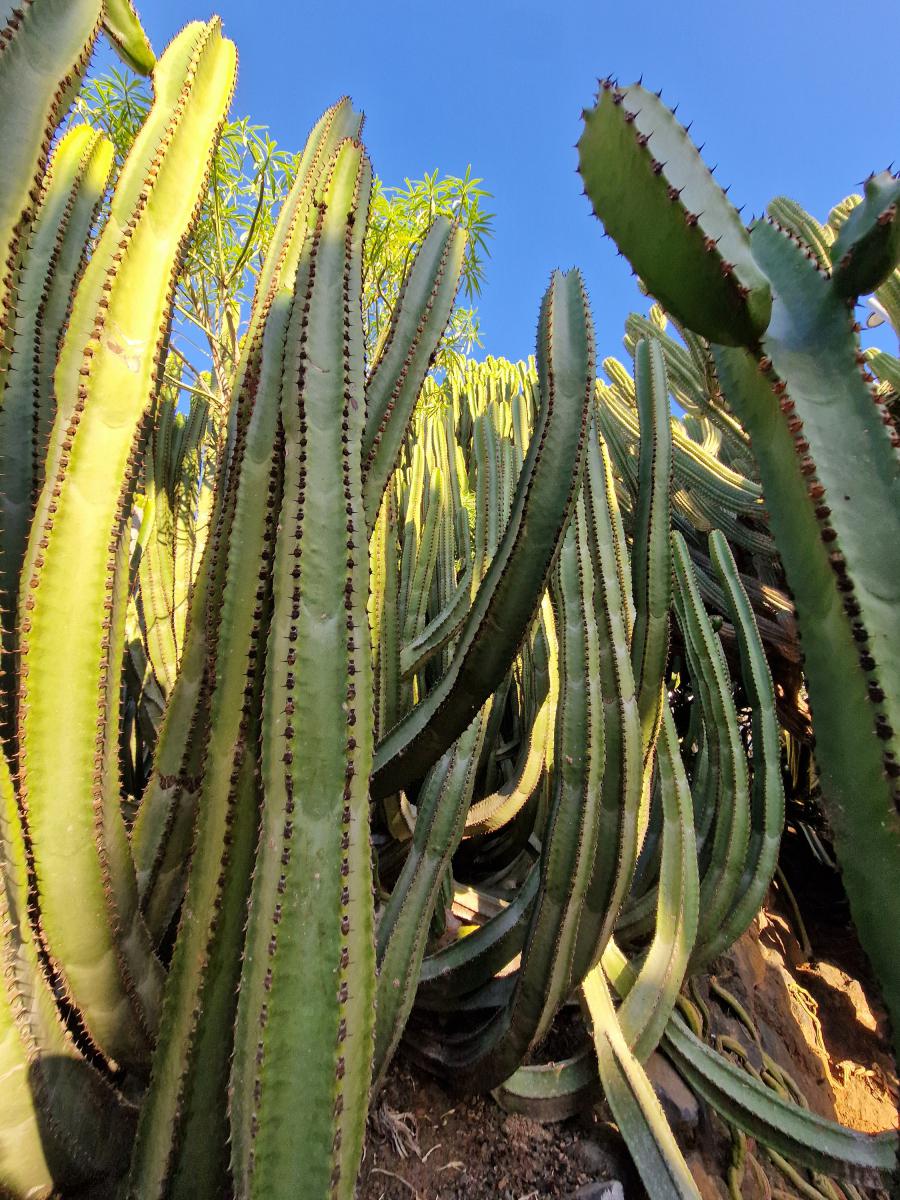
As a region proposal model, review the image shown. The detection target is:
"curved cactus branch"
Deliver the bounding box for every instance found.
[101,0,154,74]
[363,217,467,532]
[372,269,594,798]
[831,170,900,299]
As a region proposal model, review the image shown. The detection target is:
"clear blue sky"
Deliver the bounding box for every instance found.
[137,1,898,360]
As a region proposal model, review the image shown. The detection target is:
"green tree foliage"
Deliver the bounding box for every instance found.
[72,69,494,415]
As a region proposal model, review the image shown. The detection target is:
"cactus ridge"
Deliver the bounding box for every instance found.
[463,599,556,836]
[231,139,376,1200]
[671,534,750,967]
[398,562,472,678]
[628,338,673,787]
[0,750,137,1197]
[0,125,113,700]
[417,864,540,1003]
[155,213,319,1200]
[131,97,364,941]
[101,0,155,75]
[568,426,641,983]
[613,702,697,1063]
[696,530,784,963]
[373,408,516,1084]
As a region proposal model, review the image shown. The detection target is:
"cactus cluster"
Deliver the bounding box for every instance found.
[579,78,900,1060]
[0,8,897,1200]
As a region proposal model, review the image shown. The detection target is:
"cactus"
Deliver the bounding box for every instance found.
[0,10,896,1198]
[17,16,236,1073]
[580,79,900,1047]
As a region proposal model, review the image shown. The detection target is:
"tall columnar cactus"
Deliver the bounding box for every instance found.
[15,18,236,1075]
[579,78,900,1046]
[230,138,376,1200]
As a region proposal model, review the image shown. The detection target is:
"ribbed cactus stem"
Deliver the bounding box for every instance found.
[231,139,375,1200]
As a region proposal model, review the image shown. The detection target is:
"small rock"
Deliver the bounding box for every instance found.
[570,1138,618,1176]
[644,1051,700,1139]
[570,1182,625,1200]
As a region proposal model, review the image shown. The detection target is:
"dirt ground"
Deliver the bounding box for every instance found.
[359,861,899,1200]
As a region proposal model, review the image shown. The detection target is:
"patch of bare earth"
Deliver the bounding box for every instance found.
[360,885,898,1200]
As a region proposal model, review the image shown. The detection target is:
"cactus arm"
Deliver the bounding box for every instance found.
[127,318,286,1200]
[493,1045,599,1123]
[371,482,402,743]
[0,125,112,654]
[398,562,472,678]
[374,714,489,1086]
[831,171,900,299]
[578,80,771,346]
[417,864,540,1002]
[765,196,834,268]
[502,496,606,1051]
[129,128,338,1200]
[868,347,900,394]
[409,492,613,1091]
[221,97,363,466]
[0,0,104,383]
[362,218,466,532]
[371,269,593,798]
[624,317,751,453]
[602,354,761,514]
[751,218,900,755]
[628,338,673,778]
[101,0,154,74]
[138,413,182,697]
[568,426,642,980]
[616,703,698,1064]
[580,967,701,1200]
[231,141,375,1200]
[671,534,750,967]
[604,942,900,1179]
[696,529,784,963]
[663,1017,898,1180]
[713,338,900,1039]
[17,19,235,1073]
[399,468,443,680]
[464,598,556,836]
[373,402,512,1081]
